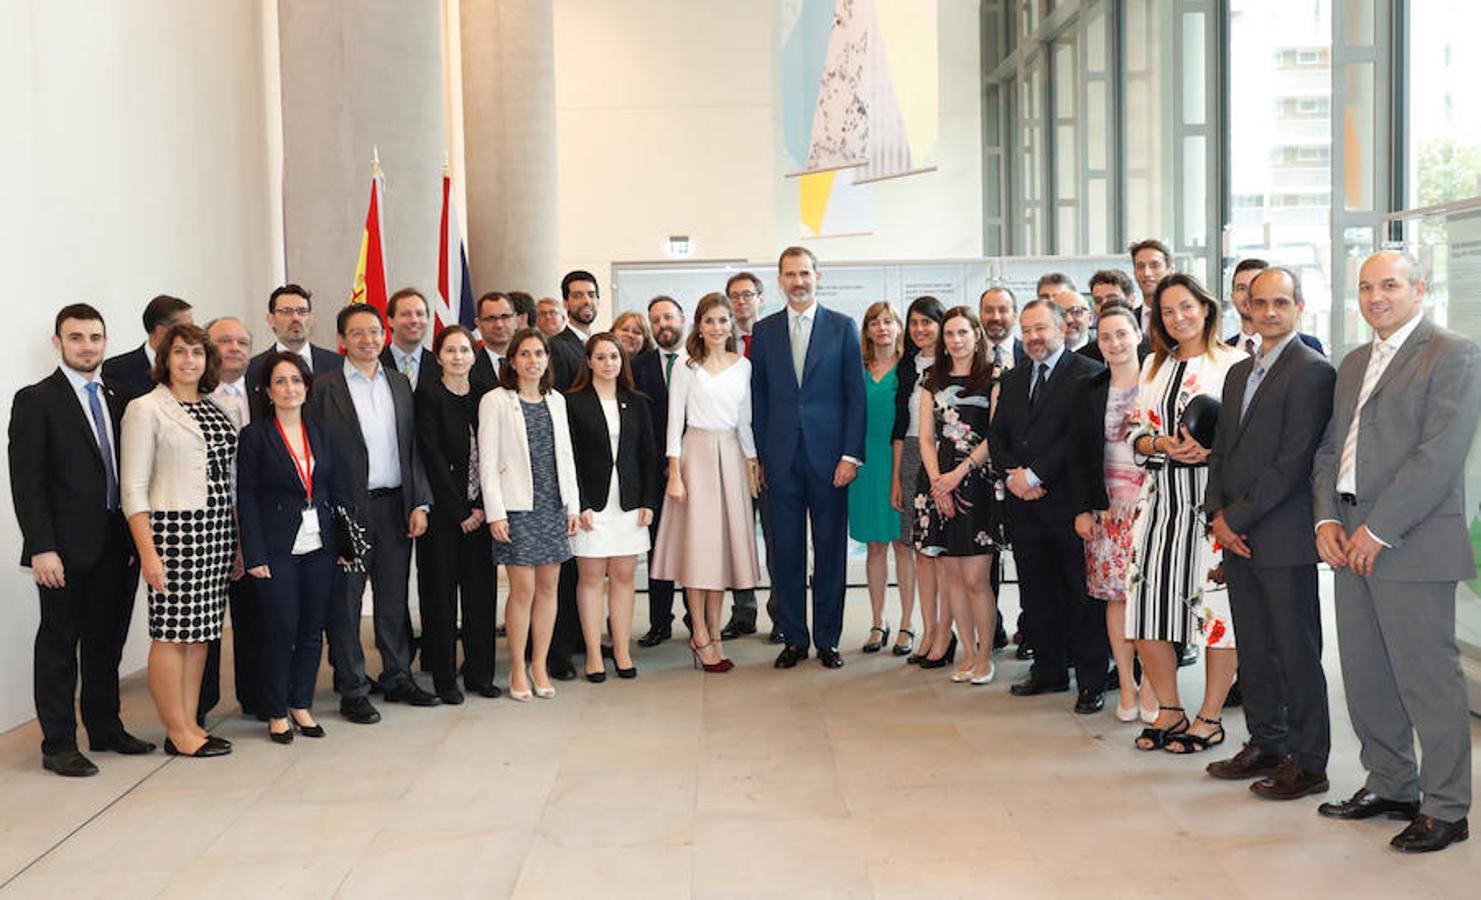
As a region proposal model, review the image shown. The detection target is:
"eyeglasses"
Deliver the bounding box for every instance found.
[343,328,382,341]
[274,306,312,317]
[1064,307,1092,318]
[728,290,759,301]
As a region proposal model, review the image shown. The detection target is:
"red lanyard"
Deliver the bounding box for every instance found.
[273,417,313,502]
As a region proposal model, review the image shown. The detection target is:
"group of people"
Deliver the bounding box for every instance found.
[10,240,1477,853]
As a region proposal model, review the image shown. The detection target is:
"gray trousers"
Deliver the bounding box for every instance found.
[1223,559,1330,773]
[730,483,778,628]
[327,490,415,699]
[1333,565,1471,820]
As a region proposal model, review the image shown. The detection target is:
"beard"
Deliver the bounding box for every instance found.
[572,303,597,325]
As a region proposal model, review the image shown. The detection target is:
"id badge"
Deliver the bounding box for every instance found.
[300,506,321,536]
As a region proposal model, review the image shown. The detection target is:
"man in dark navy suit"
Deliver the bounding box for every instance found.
[633,295,687,647]
[471,291,517,390]
[751,247,866,670]
[10,304,155,776]
[245,283,343,420]
[101,294,192,400]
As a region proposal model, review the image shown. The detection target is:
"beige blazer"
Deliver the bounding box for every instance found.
[120,384,241,518]
[477,387,579,522]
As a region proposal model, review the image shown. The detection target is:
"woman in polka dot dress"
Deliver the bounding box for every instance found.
[121,324,240,759]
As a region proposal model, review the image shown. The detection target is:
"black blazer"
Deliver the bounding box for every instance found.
[378,344,443,388]
[101,345,155,401]
[246,344,343,420]
[470,346,509,392]
[891,349,925,441]
[236,416,349,568]
[309,365,431,521]
[8,369,129,569]
[630,349,670,479]
[1225,331,1326,356]
[548,328,586,391]
[414,377,490,523]
[564,387,660,514]
[1205,339,1336,568]
[988,350,1106,529]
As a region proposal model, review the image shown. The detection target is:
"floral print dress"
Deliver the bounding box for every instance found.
[912,375,1001,557]
[1085,384,1144,603]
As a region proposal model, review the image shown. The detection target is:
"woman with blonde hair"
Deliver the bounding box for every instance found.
[850,302,914,654]
[651,293,760,672]
[611,310,655,357]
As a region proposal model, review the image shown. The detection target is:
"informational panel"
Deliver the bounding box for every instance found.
[611,261,751,319]
[1443,211,1481,666]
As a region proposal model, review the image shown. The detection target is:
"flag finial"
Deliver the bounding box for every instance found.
[442,151,450,176]
[371,145,383,178]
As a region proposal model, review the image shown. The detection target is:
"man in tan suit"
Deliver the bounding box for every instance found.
[1312,250,1481,852]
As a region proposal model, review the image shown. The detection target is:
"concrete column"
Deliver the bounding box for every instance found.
[277,0,445,346]
[459,0,559,297]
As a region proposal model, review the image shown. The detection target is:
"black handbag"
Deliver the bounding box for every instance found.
[332,505,370,573]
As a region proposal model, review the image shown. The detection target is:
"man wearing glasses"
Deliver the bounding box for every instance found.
[1038,273,1093,353]
[471,291,518,389]
[245,284,343,420]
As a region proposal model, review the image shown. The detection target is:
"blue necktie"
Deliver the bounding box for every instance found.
[85,382,119,510]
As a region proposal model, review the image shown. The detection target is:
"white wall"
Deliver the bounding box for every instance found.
[0,1,280,732]
[552,0,982,321]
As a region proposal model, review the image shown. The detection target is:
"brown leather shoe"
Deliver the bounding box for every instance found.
[1206,741,1284,780]
[1390,815,1469,853]
[1250,758,1329,801]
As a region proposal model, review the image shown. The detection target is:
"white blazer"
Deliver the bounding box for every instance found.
[477,387,579,522]
[120,384,241,518]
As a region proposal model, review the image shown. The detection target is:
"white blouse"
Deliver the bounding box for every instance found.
[666,356,757,459]
[905,354,934,437]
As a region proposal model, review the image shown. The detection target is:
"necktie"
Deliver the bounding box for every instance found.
[1029,362,1048,406]
[994,345,1004,367]
[663,352,677,385]
[1244,337,1256,358]
[1337,342,1393,492]
[85,382,119,510]
[402,352,418,388]
[742,333,752,358]
[791,314,809,384]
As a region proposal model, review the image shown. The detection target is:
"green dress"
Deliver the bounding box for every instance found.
[848,362,902,544]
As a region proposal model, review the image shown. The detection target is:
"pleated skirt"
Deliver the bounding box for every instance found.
[649,428,760,591]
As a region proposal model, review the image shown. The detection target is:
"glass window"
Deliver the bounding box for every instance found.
[1407,0,1481,209]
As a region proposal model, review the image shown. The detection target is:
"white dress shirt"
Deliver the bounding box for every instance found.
[906,354,934,437]
[343,360,402,490]
[275,341,315,372]
[666,357,756,459]
[213,375,251,427]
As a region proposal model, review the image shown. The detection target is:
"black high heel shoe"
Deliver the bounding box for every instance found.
[164,736,232,758]
[269,725,294,745]
[892,629,915,657]
[615,664,638,679]
[291,714,326,738]
[862,624,890,653]
[918,634,958,669]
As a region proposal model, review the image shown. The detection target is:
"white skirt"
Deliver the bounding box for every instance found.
[570,473,651,558]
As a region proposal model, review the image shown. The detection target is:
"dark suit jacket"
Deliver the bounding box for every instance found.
[414,377,490,524]
[631,349,671,481]
[750,305,867,478]
[236,416,349,568]
[1225,331,1325,356]
[565,386,659,513]
[989,349,1105,529]
[378,344,442,389]
[1204,338,1335,568]
[9,369,129,569]
[246,344,343,420]
[470,346,509,392]
[309,364,431,521]
[548,328,586,391]
[101,345,154,401]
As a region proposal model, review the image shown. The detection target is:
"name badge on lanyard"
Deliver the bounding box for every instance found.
[275,418,321,546]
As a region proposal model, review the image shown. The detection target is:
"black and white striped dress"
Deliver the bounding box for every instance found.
[1125,346,1244,646]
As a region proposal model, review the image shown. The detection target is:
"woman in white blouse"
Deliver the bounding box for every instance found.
[650,293,761,672]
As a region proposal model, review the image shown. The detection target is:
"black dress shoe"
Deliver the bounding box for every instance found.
[774,645,809,668]
[163,736,231,758]
[818,648,845,669]
[1223,680,1243,707]
[90,731,156,755]
[637,627,672,648]
[269,726,294,745]
[1074,690,1105,714]
[467,683,503,698]
[1014,643,1034,661]
[992,628,1009,651]
[496,624,507,637]
[383,683,441,706]
[43,750,99,777]
[720,620,757,640]
[438,688,466,705]
[767,627,785,645]
[1391,815,1469,853]
[585,671,607,684]
[1317,787,1420,821]
[339,696,382,724]
[1009,676,1070,697]
[547,658,578,681]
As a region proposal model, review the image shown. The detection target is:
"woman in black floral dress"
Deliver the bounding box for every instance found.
[913,307,1001,685]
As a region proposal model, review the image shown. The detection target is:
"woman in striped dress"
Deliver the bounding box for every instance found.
[1126,274,1247,752]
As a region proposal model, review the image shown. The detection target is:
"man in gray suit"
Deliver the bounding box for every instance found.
[312,305,439,723]
[1204,267,1335,800]
[1312,250,1481,853]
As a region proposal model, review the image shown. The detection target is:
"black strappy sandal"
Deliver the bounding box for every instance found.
[892,629,916,657]
[1135,706,1189,751]
[862,625,890,653]
[1164,715,1225,754]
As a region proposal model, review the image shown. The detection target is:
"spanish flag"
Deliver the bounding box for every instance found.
[349,149,389,321]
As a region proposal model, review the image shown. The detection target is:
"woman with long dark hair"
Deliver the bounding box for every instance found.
[892,296,945,662]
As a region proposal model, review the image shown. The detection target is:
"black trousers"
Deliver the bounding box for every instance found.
[1224,558,1330,773]
[551,558,582,662]
[416,513,497,691]
[33,525,137,755]
[259,549,333,717]
[729,484,778,629]
[327,490,415,698]
[1011,521,1107,692]
[199,575,263,719]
